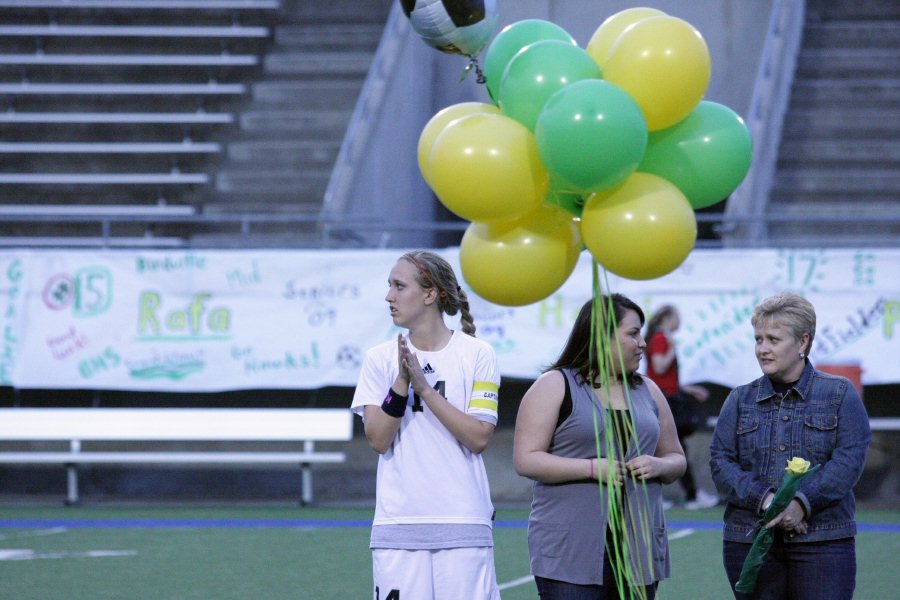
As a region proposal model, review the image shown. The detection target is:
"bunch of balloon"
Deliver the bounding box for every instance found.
[417,7,752,305]
[420,104,583,307]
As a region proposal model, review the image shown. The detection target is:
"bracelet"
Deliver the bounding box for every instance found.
[381,388,408,418]
[589,458,597,480]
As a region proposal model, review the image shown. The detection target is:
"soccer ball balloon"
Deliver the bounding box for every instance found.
[400,0,499,57]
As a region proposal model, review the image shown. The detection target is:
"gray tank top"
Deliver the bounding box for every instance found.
[527,369,671,586]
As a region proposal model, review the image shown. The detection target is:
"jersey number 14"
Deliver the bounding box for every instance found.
[411,380,445,412]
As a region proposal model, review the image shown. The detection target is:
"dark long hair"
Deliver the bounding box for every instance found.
[547,294,645,389]
[644,304,677,343]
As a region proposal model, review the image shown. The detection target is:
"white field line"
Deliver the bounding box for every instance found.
[0,527,67,541]
[0,549,137,561]
[668,528,697,541]
[498,574,535,591]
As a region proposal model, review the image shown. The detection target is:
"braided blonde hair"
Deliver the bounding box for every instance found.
[400,250,476,336]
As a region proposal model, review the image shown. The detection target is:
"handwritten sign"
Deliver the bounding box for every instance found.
[0,248,896,392]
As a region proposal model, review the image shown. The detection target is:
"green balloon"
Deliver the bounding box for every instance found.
[545,178,586,217]
[638,101,753,209]
[498,40,602,131]
[483,19,576,104]
[535,79,647,193]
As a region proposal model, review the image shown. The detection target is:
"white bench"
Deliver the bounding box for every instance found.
[0,408,353,505]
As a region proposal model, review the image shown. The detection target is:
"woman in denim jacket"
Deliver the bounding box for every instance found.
[709,292,871,600]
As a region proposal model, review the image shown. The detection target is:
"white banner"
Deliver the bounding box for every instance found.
[0,248,897,392]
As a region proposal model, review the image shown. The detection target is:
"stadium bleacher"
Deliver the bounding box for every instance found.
[0,0,281,245]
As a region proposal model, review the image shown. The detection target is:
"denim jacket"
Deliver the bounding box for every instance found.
[709,360,871,543]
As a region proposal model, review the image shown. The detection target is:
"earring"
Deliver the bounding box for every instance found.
[799,352,805,359]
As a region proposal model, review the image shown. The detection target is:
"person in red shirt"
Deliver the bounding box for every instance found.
[645,305,719,510]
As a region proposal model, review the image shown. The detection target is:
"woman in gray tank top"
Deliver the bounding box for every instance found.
[514,295,687,599]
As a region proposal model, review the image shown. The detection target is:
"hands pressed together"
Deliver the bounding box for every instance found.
[395,334,428,396]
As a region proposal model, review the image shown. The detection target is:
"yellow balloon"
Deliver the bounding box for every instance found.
[460,203,582,306]
[585,7,667,68]
[603,16,710,131]
[417,102,501,185]
[581,172,696,280]
[428,112,548,222]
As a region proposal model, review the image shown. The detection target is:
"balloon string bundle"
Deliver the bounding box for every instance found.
[589,263,655,600]
[459,55,487,85]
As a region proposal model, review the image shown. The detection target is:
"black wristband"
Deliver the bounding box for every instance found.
[381,388,408,418]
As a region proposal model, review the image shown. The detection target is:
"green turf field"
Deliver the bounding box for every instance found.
[1,505,897,600]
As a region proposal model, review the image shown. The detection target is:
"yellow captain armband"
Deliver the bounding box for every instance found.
[468,381,499,412]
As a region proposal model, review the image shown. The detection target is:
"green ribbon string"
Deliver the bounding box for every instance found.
[589,261,654,600]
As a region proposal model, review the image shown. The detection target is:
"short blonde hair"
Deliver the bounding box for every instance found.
[751,292,816,354]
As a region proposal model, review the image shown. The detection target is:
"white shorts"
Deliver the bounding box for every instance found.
[372,547,501,600]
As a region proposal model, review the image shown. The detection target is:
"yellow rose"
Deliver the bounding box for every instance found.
[785,457,811,475]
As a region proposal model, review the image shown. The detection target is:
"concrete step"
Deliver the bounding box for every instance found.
[4,94,242,114]
[1,155,216,174]
[769,192,899,214]
[264,51,374,77]
[215,168,329,195]
[802,21,900,50]
[274,23,384,50]
[765,229,899,248]
[249,79,362,107]
[239,108,351,137]
[797,49,900,79]
[0,185,184,205]
[764,207,900,243]
[767,194,899,245]
[782,108,899,140]
[276,0,392,24]
[772,169,900,195]
[806,0,900,22]
[226,139,339,166]
[202,192,325,215]
[0,37,270,59]
[790,78,899,109]
[777,139,900,167]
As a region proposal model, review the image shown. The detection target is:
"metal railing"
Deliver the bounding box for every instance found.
[2,209,899,249]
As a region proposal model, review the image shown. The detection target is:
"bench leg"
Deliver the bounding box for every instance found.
[65,463,80,506]
[300,440,314,506]
[300,463,312,506]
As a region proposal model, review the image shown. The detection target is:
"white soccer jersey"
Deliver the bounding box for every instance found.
[351,330,500,528]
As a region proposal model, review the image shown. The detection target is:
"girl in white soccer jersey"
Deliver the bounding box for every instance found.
[351,250,501,600]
